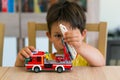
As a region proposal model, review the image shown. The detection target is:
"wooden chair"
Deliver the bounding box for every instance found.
[0,23,5,66]
[28,22,107,59]
[28,22,52,53]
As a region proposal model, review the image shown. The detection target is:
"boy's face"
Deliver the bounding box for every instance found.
[46,22,86,54]
[46,22,69,54]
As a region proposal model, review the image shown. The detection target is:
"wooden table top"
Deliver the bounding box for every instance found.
[0,66,120,80]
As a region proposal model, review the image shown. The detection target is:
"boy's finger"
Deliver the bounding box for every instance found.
[29,46,36,51]
[18,53,25,61]
[20,49,30,58]
[24,47,32,56]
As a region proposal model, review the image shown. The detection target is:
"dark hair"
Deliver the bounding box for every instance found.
[46,1,86,34]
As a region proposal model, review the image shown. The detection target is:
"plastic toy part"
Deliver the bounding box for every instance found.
[59,24,77,60]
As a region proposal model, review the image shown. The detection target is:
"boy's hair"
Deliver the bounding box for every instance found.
[46,1,86,34]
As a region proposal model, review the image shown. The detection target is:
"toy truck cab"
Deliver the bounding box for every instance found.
[25,50,45,72]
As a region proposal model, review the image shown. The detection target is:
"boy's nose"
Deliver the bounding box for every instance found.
[57,39,63,47]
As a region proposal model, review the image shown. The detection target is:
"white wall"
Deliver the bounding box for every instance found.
[87,0,100,23]
[100,0,120,31]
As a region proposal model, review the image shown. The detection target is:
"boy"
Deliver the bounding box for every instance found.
[15,1,105,67]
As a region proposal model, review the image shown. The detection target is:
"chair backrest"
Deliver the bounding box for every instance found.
[28,22,107,59]
[0,23,5,66]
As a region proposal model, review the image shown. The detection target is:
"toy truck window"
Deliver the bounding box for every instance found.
[32,51,37,54]
[29,57,32,62]
[37,57,41,62]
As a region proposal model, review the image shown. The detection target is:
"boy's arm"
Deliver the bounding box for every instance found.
[59,24,105,66]
[76,42,105,66]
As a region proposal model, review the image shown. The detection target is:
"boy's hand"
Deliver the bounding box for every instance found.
[18,46,35,61]
[15,46,35,67]
[64,29,84,50]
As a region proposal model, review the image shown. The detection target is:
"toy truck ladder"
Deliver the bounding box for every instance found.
[62,38,72,61]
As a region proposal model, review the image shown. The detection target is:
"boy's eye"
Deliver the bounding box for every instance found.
[54,34,62,38]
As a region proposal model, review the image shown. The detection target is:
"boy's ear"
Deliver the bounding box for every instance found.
[46,32,52,42]
[81,29,87,40]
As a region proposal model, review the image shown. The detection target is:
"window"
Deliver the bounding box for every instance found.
[37,57,41,62]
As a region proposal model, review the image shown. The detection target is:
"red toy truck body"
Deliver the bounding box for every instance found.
[25,50,72,73]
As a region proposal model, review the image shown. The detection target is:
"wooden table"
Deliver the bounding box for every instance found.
[0,66,120,80]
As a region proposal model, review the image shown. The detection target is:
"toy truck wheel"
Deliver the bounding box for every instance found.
[34,67,40,73]
[57,67,63,73]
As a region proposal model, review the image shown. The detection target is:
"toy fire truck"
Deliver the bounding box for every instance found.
[25,39,73,73]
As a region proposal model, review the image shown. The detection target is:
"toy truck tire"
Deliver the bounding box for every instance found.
[57,67,63,73]
[34,67,40,73]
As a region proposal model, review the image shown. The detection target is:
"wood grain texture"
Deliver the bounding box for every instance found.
[0,66,120,80]
[0,67,9,79]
